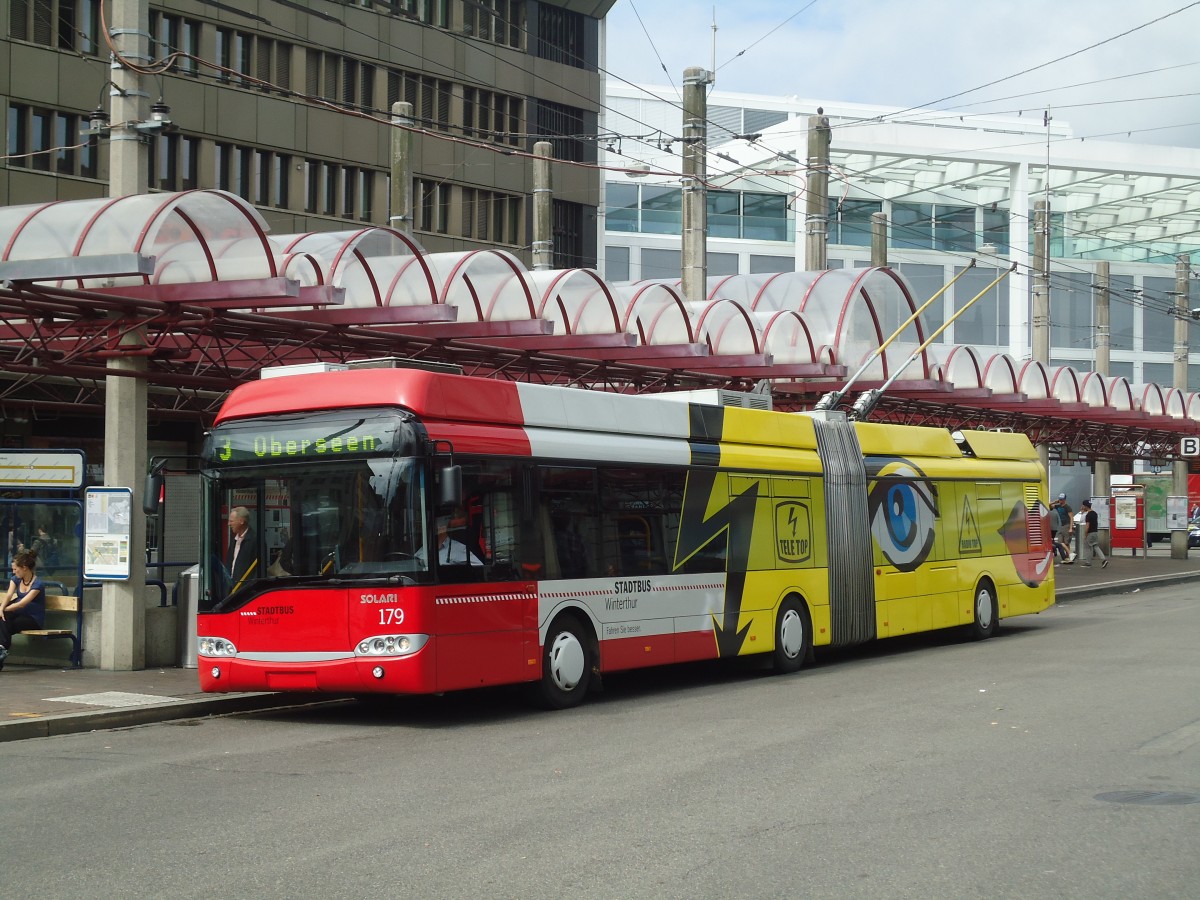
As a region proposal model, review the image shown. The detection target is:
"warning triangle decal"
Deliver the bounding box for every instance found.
[959,496,982,555]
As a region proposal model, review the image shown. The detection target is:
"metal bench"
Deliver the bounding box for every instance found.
[15,594,82,667]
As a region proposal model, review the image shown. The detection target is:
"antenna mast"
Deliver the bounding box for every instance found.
[711,9,717,86]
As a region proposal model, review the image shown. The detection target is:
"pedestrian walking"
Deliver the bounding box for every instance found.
[1051,493,1075,564]
[1079,499,1108,568]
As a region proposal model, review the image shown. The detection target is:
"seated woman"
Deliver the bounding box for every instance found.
[0,548,46,670]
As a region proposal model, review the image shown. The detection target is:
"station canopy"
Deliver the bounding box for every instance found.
[0,189,1195,462]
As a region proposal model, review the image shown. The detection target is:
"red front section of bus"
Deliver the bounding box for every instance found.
[197,582,541,695]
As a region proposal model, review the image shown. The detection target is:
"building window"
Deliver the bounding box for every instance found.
[552,199,582,267]
[387,70,451,131]
[535,3,588,68]
[462,88,522,146]
[1110,274,1135,351]
[1050,271,1094,352]
[605,246,630,282]
[5,103,96,178]
[148,134,198,191]
[707,190,740,239]
[460,187,521,245]
[952,265,1008,347]
[605,183,639,233]
[828,198,882,247]
[742,192,788,241]
[892,202,934,251]
[709,252,738,277]
[642,248,682,280]
[641,186,682,235]
[898,263,947,338]
[216,29,291,92]
[748,255,792,275]
[1142,275,1177,354]
[11,0,101,55]
[536,100,586,163]
[934,205,976,252]
[463,0,523,50]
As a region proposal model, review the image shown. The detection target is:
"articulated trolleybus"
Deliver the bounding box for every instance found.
[184,367,1054,708]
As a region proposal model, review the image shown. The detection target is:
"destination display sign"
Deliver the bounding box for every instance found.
[204,412,410,464]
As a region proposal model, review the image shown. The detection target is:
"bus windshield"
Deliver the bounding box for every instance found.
[201,457,429,610]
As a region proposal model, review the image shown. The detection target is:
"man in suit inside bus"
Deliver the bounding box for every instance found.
[419,513,484,567]
[227,506,260,589]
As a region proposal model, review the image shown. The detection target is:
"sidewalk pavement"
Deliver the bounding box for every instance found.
[3,548,1198,743]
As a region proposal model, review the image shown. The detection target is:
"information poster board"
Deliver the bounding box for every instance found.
[84,487,132,580]
[1112,495,1137,530]
[1167,495,1188,531]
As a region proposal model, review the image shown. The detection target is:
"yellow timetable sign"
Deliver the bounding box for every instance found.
[0,451,85,489]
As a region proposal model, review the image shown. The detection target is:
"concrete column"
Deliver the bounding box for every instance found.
[870,212,888,267]
[101,353,147,671]
[680,67,712,302]
[1172,255,1191,558]
[108,0,149,198]
[804,112,831,272]
[102,0,149,670]
[389,101,414,231]
[532,141,553,271]
[1007,162,1030,359]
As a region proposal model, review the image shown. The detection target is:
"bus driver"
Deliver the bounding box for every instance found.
[418,514,483,566]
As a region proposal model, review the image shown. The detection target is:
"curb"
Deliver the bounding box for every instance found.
[1055,569,1200,602]
[0,693,347,743]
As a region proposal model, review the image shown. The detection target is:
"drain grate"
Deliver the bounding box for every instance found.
[1095,790,1200,806]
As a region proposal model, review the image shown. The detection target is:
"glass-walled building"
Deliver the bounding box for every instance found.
[600,83,1200,389]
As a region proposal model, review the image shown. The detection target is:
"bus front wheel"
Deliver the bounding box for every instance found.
[773,597,812,674]
[969,580,998,640]
[535,614,593,709]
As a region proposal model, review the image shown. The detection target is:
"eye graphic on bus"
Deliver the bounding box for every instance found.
[866,462,938,572]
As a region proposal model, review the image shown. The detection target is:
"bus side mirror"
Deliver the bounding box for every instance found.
[438,464,462,508]
[144,461,166,515]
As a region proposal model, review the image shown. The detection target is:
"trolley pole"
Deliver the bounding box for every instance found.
[532,141,554,271]
[681,67,712,302]
[1032,199,1050,471]
[389,101,414,231]
[1093,262,1111,553]
[1172,254,1191,558]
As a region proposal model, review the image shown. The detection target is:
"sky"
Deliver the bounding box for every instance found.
[602,0,1200,148]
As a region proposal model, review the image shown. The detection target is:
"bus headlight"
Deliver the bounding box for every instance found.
[198,636,237,657]
[354,634,427,658]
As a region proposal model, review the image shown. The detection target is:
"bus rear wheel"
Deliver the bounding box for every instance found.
[773,597,812,674]
[535,614,593,709]
[969,580,998,640]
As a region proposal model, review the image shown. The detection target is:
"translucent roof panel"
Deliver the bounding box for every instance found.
[758,310,827,365]
[0,190,274,288]
[981,354,1020,394]
[692,300,761,355]
[527,269,621,335]
[424,250,534,322]
[610,283,694,344]
[1079,372,1109,406]
[1049,367,1082,403]
[937,346,985,388]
